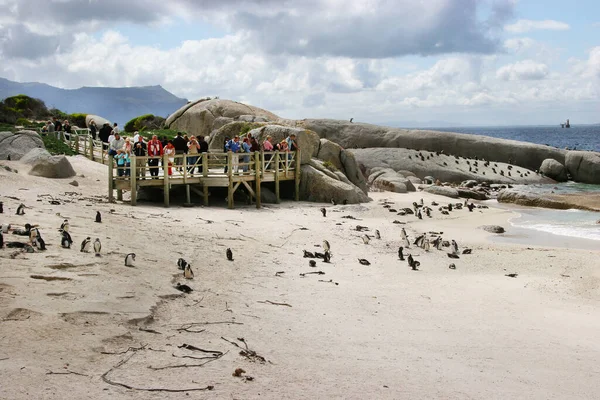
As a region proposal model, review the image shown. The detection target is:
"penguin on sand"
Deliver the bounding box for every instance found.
[226,248,234,261]
[375,229,381,239]
[16,203,25,215]
[0,201,3,213]
[34,234,46,251]
[401,228,407,240]
[93,238,102,257]
[320,208,326,217]
[309,260,317,267]
[1,223,10,234]
[80,237,91,252]
[125,253,136,267]
[95,211,102,223]
[61,231,73,248]
[362,235,370,244]
[177,258,188,270]
[184,264,194,279]
[322,240,331,252]
[59,219,69,232]
[175,283,193,294]
[0,231,3,249]
[423,239,430,252]
[323,251,331,263]
[451,239,459,255]
[358,258,371,266]
[398,246,405,261]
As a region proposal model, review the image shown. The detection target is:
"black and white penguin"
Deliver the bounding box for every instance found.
[34,235,46,250]
[423,239,430,252]
[1,223,10,233]
[398,246,404,261]
[358,258,370,266]
[417,210,422,220]
[0,201,3,213]
[93,238,102,256]
[303,250,315,258]
[226,248,234,261]
[175,283,193,294]
[61,231,73,248]
[95,211,102,223]
[448,203,453,212]
[309,260,317,267]
[449,263,456,269]
[0,231,4,248]
[320,208,326,217]
[80,237,91,252]
[29,227,39,244]
[413,234,425,247]
[462,248,472,254]
[451,240,459,255]
[375,229,381,240]
[184,264,194,279]
[323,251,331,263]
[60,219,69,232]
[447,253,460,259]
[331,198,337,206]
[362,235,370,244]
[15,203,25,215]
[401,228,407,240]
[322,240,330,252]
[177,258,188,270]
[125,253,136,267]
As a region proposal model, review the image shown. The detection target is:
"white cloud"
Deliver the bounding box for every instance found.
[504,37,536,53]
[496,60,549,80]
[504,19,570,33]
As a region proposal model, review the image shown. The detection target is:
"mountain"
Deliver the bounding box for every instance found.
[0,77,188,124]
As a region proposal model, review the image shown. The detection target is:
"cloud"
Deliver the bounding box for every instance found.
[504,19,570,33]
[504,37,536,53]
[496,60,549,80]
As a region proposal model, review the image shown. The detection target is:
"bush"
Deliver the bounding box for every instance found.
[15,117,31,126]
[41,134,76,156]
[49,108,67,120]
[0,94,50,123]
[69,113,87,128]
[124,114,165,133]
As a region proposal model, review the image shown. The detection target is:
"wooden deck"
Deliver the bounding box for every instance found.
[59,130,300,208]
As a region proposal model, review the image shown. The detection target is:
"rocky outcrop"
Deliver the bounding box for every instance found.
[85,114,111,128]
[166,99,279,139]
[317,139,342,170]
[481,225,506,234]
[350,147,553,185]
[456,188,489,200]
[20,148,52,164]
[0,130,45,160]
[28,155,76,178]
[316,139,368,194]
[368,168,415,193]
[208,121,266,149]
[300,165,370,204]
[497,189,600,211]
[540,159,568,181]
[424,186,460,199]
[565,151,600,184]
[296,119,567,172]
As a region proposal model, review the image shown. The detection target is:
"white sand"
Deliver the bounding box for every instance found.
[1,155,599,400]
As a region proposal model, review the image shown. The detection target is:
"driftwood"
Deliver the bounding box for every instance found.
[221,337,268,364]
[46,370,89,377]
[257,300,292,307]
[299,271,325,277]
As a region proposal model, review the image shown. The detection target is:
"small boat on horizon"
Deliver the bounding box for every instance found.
[561,119,571,128]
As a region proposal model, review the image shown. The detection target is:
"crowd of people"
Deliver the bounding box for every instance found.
[41,116,73,138]
[100,129,299,178]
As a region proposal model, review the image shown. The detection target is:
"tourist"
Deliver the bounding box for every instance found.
[89,120,97,140]
[187,136,200,175]
[111,122,119,135]
[164,141,176,176]
[223,137,231,173]
[115,150,126,177]
[124,148,131,177]
[241,137,251,173]
[123,137,132,154]
[133,131,140,142]
[108,133,124,157]
[63,120,72,135]
[250,136,260,152]
[133,135,147,178]
[278,139,288,152]
[262,136,274,170]
[99,123,111,149]
[286,133,299,152]
[47,121,55,134]
[53,117,62,132]
[107,130,116,146]
[147,135,163,178]
[173,132,187,171]
[198,135,209,173]
[226,136,241,174]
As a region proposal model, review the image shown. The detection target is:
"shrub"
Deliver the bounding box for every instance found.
[69,113,87,128]
[41,134,76,156]
[124,114,165,133]
[49,108,67,120]
[15,117,31,126]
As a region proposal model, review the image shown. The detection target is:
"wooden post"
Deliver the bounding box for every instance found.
[295,149,301,201]
[74,135,79,154]
[227,152,234,209]
[285,151,289,176]
[255,151,261,209]
[130,156,137,206]
[88,136,94,160]
[117,189,123,201]
[202,153,208,177]
[83,135,87,156]
[108,155,114,202]
[163,154,170,207]
[182,154,187,184]
[274,151,280,204]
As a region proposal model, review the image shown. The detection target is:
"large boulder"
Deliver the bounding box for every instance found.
[0,130,45,160]
[316,139,343,170]
[540,158,568,181]
[299,119,567,172]
[300,165,370,204]
[20,148,52,164]
[350,147,553,185]
[369,168,415,193]
[457,188,489,200]
[28,155,76,178]
[166,99,279,139]
[424,185,460,199]
[497,189,600,211]
[86,114,111,128]
[340,149,368,194]
[565,151,600,184]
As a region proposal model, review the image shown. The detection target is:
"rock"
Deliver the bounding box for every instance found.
[69,180,79,187]
[540,159,568,181]
[299,165,370,204]
[461,180,478,188]
[0,131,45,160]
[20,148,52,165]
[86,114,111,128]
[350,148,553,184]
[316,139,343,170]
[339,149,368,194]
[406,176,422,185]
[166,99,279,139]
[260,187,277,204]
[212,117,234,132]
[565,151,600,184]
[369,168,415,193]
[309,159,342,181]
[497,189,600,211]
[208,121,265,149]
[28,155,76,179]
[301,119,567,172]
[481,225,505,234]
[423,176,435,184]
[424,185,460,199]
[457,188,489,200]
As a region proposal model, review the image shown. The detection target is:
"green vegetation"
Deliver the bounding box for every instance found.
[323,161,339,172]
[41,134,76,156]
[239,122,254,136]
[0,94,50,124]
[124,114,166,133]
[68,113,87,128]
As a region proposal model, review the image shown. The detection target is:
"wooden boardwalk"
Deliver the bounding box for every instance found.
[60,131,300,208]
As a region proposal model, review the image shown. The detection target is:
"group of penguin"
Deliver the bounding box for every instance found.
[174,247,235,294]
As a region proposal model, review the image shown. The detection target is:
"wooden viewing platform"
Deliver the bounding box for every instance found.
[58,130,300,208]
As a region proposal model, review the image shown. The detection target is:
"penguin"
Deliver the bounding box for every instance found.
[398,246,404,261]
[93,238,102,257]
[175,283,193,294]
[15,203,25,215]
[349,118,353,123]
[467,203,475,212]
[184,264,194,279]
[358,258,371,266]
[331,198,337,206]
[423,239,430,252]
[125,253,136,267]
[0,201,3,213]
[362,235,370,244]
[407,254,420,270]
[61,231,73,248]
[0,231,3,248]
[29,227,39,244]
[451,240,459,255]
[320,207,326,217]
[95,211,102,223]
[404,237,410,248]
[80,237,91,252]
[309,260,317,267]
[448,203,453,212]
[323,251,331,263]
[419,198,424,206]
[449,263,456,269]
[314,251,325,259]
[432,236,442,250]
[462,248,472,254]
[447,253,460,259]
[342,199,348,205]
[401,228,407,240]
[177,258,188,270]
[413,234,425,247]
[417,210,422,220]
[303,250,315,258]
[34,235,46,250]
[60,220,69,232]
[375,230,381,240]
[322,240,330,252]
[226,248,234,261]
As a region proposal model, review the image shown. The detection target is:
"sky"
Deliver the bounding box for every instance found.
[0,0,598,127]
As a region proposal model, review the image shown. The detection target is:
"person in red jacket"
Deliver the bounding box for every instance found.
[147,135,163,178]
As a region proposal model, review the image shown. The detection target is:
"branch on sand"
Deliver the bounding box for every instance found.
[221,337,268,364]
[257,300,292,307]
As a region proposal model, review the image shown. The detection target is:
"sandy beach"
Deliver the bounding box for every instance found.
[1,155,599,400]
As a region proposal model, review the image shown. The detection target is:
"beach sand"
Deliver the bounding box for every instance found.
[1,155,599,399]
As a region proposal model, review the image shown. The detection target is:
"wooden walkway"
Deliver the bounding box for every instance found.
[59,130,300,208]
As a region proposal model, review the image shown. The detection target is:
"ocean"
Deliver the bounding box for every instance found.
[433,125,600,245]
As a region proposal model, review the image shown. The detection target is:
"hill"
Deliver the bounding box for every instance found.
[0,77,188,125]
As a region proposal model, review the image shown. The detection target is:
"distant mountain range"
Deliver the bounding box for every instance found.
[0,77,188,124]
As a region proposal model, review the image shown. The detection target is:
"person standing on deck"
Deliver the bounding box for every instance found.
[164,141,176,176]
[198,135,209,173]
[187,136,200,175]
[226,136,241,174]
[241,137,251,173]
[133,135,147,178]
[147,135,163,178]
[172,132,188,171]
[89,120,97,140]
[99,123,111,149]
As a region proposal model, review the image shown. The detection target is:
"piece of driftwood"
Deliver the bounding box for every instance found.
[46,370,89,377]
[221,337,268,364]
[257,300,292,307]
